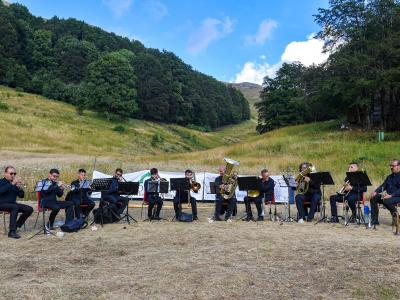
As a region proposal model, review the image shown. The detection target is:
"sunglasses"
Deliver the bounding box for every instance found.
[390,164,398,167]
[9,172,17,175]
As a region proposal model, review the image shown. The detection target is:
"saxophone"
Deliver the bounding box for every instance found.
[220,158,240,200]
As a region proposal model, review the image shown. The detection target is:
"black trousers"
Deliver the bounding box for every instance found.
[329,193,358,217]
[370,194,400,224]
[215,196,237,220]
[295,192,321,220]
[43,200,74,224]
[102,195,129,215]
[70,198,95,218]
[244,195,273,218]
[0,202,33,231]
[147,194,163,218]
[173,196,197,218]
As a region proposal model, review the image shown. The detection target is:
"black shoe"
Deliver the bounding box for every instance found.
[193,216,198,221]
[46,221,55,230]
[306,218,313,222]
[214,217,223,221]
[8,230,21,239]
[257,216,264,221]
[330,217,339,223]
[152,216,161,221]
[242,216,252,221]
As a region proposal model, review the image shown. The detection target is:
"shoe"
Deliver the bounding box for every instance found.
[330,217,339,223]
[152,216,161,221]
[8,230,21,239]
[257,216,264,221]
[214,217,223,221]
[242,216,252,222]
[298,219,304,224]
[193,216,198,221]
[306,218,313,222]
[46,222,55,230]
[225,218,232,223]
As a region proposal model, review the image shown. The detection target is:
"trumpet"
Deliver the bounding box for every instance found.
[57,182,73,190]
[14,177,26,189]
[337,180,351,196]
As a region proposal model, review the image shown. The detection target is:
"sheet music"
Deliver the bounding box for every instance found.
[34,180,52,192]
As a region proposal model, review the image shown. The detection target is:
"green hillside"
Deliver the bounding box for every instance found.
[0,86,257,157]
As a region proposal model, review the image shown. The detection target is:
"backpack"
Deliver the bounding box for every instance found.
[60,218,86,232]
[93,204,120,224]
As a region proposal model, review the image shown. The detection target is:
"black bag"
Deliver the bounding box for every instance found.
[179,212,193,222]
[60,218,85,232]
[93,204,120,224]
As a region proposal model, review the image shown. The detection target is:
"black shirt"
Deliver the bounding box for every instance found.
[102,177,120,201]
[258,177,275,198]
[67,180,92,203]
[39,179,63,204]
[0,178,24,204]
[375,172,400,197]
[305,176,321,195]
[344,176,367,196]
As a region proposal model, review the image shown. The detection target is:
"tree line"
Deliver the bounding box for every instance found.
[256,0,400,133]
[0,2,250,130]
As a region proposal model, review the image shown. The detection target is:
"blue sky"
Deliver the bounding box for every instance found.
[11,0,329,84]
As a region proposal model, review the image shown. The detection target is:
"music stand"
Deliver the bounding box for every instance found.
[281,174,297,222]
[118,182,139,224]
[29,180,55,239]
[90,178,113,227]
[237,176,259,221]
[208,182,218,195]
[170,178,191,221]
[346,171,372,227]
[310,172,334,224]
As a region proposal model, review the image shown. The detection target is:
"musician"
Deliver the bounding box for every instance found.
[214,166,237,221]
[295,162,321,223]
[102,168,129,215]
[0,166,33,239]
[370,159,400,226]
[144,168,163,220]
[40,168,74,230]
[329,162,367,223]
[66,169,95,219]
[243,169,275,221]
[173,169,198,221]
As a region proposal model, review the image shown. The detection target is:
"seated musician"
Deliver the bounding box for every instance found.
[102,168,128,215]
[173,169,198,221]
[144,168,164,220]
[66,169,95,219]
[295,162,321,223]
[329,162,367,223]
[40,168,74,230]
[214,166,237,221]
[370,159,400,226]
[0,166,33,239]
[243,169,275,221]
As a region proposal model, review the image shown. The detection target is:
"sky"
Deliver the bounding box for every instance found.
[10,0,330,85]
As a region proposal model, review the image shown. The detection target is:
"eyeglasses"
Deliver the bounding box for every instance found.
[390,164,398,167]
[116,173,122,176]
[9,172,17,175]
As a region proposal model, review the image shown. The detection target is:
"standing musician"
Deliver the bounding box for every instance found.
[102,168,129,215]
[370,159,400,226]
[0,166,33,239]
[329,162,367,223]
[40,168,74,230]
[295,162,321,223]
[144,168,164,220]
[66,169,95,219]
[214,166,237,221]
[243,169,275,221]
[173,169,198,221]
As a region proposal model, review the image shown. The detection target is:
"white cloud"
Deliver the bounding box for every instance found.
[245,19,278,46]
[144,0,168,20]
[103,0,133,17]
[234,34,329,84]
[281,35,329,66]
[186,16,235,55]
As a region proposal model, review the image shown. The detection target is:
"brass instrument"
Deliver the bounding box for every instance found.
[394,211,400,236]
[57,182,72,190]
[295,164,316,194]
[220,157,239,200]
[14,177,26,189]
[337,180,351,196]
[248,189,260,198]
[190,172,201,193]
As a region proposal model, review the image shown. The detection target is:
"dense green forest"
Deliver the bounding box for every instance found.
[0,2,250,130]
[256,0,400,133]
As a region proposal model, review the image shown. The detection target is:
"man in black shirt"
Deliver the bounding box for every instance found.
[144,168,164,220]
[214,166,237,221]
[40,168,74,230]
[173,169,198,221]
[243,169,275,221]
[66,169,95,219]
[102,168,129,215]
[295,162,321,223]
[0,166,33,238]
[370,159,400,226]
[330,162,367,223]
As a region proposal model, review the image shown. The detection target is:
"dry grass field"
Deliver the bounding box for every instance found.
[0,204,399,300]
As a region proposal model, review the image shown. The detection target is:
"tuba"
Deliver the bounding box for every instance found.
[295,164,316,194]
[220,158,240,200]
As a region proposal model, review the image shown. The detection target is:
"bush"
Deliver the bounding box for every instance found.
[151,133,164,147]
[113,125,126,133]
[0,102,9,111]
